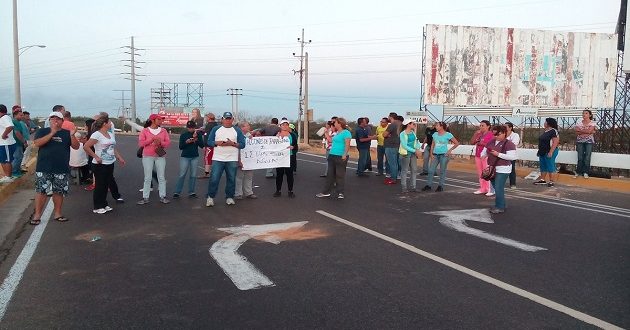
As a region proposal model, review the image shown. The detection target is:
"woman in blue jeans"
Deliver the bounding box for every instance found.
[422,122,459,192]
[534,118,560,187]
[481,125,518,214]
[174,120,205,198]
[574,110,596,179]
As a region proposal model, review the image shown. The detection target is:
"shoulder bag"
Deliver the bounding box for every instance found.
[481,140,508,181]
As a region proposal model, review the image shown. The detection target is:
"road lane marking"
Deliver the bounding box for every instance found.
[0,200,53,320]
[315,210,622,329]
[210,221,308,290]
[425,209,547,252]
[299,155,630,218]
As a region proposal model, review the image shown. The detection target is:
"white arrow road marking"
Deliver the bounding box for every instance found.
[209,221,308,290]
[425,209,547,252]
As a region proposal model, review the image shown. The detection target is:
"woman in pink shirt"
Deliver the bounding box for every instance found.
[137,114,171,205]
[470,120,495,196]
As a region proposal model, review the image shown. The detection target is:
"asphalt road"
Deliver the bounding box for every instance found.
[0,135,628,329]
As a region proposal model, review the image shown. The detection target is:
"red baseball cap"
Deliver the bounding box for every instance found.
[149,114,165,121]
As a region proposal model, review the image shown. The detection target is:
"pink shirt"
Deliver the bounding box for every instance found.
[474,131,494,157]
[138,127,171,157]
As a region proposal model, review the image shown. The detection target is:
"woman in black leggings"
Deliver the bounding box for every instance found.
[274,120,295,198]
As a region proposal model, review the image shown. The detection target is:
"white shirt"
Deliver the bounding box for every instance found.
[91,131,117,165]
[507,132,520,147]
[69,142,89,167]
[0,115,16,146]
[213,126,239,161]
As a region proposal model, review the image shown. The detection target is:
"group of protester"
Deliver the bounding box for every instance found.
[1,103,599,224]
[0,105,38,183]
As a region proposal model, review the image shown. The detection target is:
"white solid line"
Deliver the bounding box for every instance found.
[0,200,53,320]
[315,210,623,329]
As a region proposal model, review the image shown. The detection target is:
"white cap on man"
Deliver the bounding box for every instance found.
[48,111,63,119]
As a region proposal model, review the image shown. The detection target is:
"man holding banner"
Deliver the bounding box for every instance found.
[205,112,246,207]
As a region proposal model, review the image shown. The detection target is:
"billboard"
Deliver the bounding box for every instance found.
[424,24,618,108]
[158,108,190,127]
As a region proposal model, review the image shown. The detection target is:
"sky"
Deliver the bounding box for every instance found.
[0,0,621,122]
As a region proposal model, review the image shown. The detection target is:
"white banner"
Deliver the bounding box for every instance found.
[241,136,291,170]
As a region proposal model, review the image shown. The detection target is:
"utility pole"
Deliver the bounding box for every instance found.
[114,89,131,131]
[304,52,309,144]
[293,29,311,143]
[226,88,243,121]
[12,0,21,106]
[122,36,145,132]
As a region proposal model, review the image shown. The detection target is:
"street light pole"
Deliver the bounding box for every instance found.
[13,0,21,106]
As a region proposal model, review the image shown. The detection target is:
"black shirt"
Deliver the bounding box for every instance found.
[34,128,72,174]
[425,127,437,145]
[537,129,559,156]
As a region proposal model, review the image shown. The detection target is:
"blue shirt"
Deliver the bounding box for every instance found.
[330,129,351,156]
[355,126,371,149]
[432,132,454,154]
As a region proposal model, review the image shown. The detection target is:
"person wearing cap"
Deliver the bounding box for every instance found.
[0,104,17,183]
[137,114,171,205]
[205,111,246,207]
[30,111,79,224]
[274,119,296,198]
[173,120,205,199]
[398,118,422,193]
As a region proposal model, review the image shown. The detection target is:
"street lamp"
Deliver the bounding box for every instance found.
[19,44,46,56]
[13,44,46,106]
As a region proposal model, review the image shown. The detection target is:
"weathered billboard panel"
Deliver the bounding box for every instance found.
[424,24,617,108]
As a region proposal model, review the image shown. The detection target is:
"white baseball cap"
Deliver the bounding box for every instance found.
[402,118,416,125]
[48,111,63,119]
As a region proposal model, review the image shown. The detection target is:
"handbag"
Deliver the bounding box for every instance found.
[155,146,166,157]
[481,140,507,181]
[136,147,144,158]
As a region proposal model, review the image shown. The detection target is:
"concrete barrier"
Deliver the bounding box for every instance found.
[348,139,630,170]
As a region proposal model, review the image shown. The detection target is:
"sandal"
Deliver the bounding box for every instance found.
[29,218,41,225]
[54,216,69,222]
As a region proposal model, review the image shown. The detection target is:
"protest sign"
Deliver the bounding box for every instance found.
[241,136,290,170]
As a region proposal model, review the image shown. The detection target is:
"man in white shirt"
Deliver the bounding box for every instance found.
[205,112,246,207]
[0,104,17,183]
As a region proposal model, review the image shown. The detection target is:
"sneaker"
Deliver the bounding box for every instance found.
[189,193,198,198]
[485,192,495,197]
[226,198,236,205]
[235,195,243,200]
[316,193,331,198]
[288,191,295,198]
[136,198,150,205]
[206,197,214,207]
[473,190,486,195]
[533,180,547,185]
[160,197,170,204]
[435,186,443,192]
[104,206,113,212]
[385,174,391,178]
[421,185,432,191]
[573,173,578,179]
[0,177,14,184]
[547,181,555,187]
[84,184,95,191]
[337,193,344,199]
[173,193,180,199]
[138,187,153,192]
[116,198,125,203]
[246,194,258,199]
[584,173,589,179]
[93,208,107,214]
[509,185,516,189]
[489,208,505,214]
[320,174,327,177]
[273,191,281,197]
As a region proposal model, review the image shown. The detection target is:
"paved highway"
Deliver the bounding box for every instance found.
[0,135,628,329]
